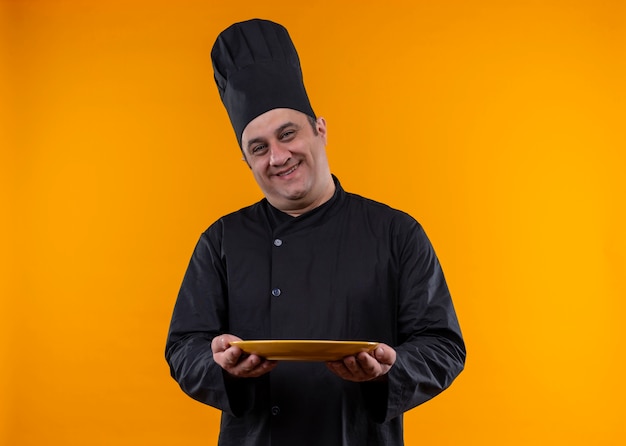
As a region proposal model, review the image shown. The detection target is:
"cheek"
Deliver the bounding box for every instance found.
[249,165,272,189]
[310,145,328,165]
[248,159,265,175]
[251,168,265,183]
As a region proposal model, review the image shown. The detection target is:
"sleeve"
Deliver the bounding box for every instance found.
[362,217,466,422]
[164,227,256,416]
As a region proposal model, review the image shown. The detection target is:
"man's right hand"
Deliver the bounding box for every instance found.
[211,334,278,378]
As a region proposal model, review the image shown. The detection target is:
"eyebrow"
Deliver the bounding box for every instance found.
[245,121,300,152]
[275,121,299,135]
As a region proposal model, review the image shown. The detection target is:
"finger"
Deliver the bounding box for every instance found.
[345,356,373,380]
[212,334,243,353]
[212,335,230,353]
[243,354,260,369]
[233,356,276,377]
[214,335,231,351]
[223,346,243,367]
[211,336,222,353]
[243,363,277,378]
[326,360,350,378]
[249,359,277,374]
[355,352,378,374]
[342,356,359,373]
[374,345,396,366]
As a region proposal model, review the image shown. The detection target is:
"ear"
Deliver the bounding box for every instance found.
[316,116,327,142]
[240,153,251,169]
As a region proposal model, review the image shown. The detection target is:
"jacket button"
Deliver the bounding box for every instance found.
[273,238,283,247]
[271,288,281,297]
[271,406,281,416]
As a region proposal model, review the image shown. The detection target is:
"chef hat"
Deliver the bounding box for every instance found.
[211,19,316,147]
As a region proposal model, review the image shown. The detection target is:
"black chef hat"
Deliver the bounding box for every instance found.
[211,19,316,147]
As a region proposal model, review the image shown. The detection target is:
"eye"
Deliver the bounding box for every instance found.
[250,144,267,155]
[279,129,296,140]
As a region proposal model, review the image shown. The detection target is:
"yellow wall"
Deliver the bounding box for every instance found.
[2,0,625,444]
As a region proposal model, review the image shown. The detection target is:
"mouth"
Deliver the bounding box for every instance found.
[276,162,300,177]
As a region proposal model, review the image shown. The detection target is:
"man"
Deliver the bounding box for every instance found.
[166,19,465,446]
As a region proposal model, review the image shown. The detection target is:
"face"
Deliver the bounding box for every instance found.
[241,108,334,216]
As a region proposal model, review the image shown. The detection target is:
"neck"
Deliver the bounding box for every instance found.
[278,176,336,217]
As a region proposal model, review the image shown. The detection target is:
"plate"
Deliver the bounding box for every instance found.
[230,340,379,361]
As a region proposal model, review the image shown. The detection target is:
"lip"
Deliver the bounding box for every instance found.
[275,162,300,178]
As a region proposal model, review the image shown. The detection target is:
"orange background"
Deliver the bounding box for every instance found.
[2,0,625,444]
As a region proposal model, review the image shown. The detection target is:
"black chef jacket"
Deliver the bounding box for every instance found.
[166,177,465,446]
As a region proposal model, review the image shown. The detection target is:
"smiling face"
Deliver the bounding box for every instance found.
[241,108,335,216]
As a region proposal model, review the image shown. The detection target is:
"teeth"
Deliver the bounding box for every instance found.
[278,165,297,176]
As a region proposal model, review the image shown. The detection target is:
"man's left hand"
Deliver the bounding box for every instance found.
[326,343,396,382]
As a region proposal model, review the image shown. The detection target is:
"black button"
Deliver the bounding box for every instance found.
[271,288,281,297]
[271,405,281,416]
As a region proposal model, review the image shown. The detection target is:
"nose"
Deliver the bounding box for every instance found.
[269,144,291,167]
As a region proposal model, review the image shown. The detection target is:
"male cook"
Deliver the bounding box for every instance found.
[166,18,465,446]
